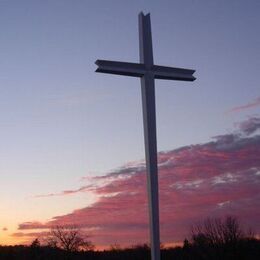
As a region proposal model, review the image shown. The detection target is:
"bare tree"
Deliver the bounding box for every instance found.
[191,216,253,247]
[46,225,94,252]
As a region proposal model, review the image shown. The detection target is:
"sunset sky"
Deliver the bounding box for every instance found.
[0,0,259,248]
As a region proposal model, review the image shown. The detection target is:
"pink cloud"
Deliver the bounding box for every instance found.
[18,222,50,230]
[227,97,260,113]
[17,118,260,247]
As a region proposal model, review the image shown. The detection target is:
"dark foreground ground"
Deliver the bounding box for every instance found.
[0,239,260,260]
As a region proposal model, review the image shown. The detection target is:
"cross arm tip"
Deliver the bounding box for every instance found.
[191,70,196,81]
[95,60,105,73]
[95,59,101,66]
[138,11,150,18]
[95,59,107,71]
[185,70,196,81]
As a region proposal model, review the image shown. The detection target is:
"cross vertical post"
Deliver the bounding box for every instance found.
[139,13,161,260]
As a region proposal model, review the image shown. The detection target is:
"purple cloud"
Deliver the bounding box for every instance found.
[238,117,260,135]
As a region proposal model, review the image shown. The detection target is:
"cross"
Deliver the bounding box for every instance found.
[95,12,196,260]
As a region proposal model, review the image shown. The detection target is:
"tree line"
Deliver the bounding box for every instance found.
[0,216,259,259]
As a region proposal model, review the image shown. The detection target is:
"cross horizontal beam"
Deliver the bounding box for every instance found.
[95,59,196,81]
[153,65,195,81]
[95,60,145,77]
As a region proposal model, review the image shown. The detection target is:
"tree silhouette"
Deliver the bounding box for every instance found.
[188,216,259,260]
[30,238,40,248]
[45,225,94,252]
[191,215,252,247]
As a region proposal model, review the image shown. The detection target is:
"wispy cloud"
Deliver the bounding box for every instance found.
[33,186,92,198]
[17,117,260,246]
[12,231,50,238]
[227,97,260,114]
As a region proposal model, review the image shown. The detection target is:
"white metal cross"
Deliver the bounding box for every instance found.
[95,12,196,260]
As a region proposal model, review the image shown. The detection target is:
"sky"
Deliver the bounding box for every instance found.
[0,0,259,248]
